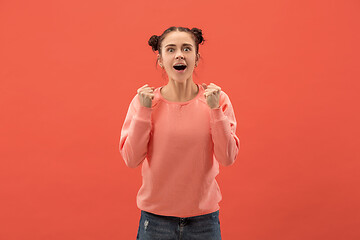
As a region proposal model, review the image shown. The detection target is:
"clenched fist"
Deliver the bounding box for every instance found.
[202,83,221,109]
[137,84,155,108]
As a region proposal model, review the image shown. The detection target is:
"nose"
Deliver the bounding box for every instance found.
[175,50,184,59]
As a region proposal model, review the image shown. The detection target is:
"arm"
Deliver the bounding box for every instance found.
[209,91,240,166]
[119,94,152,168]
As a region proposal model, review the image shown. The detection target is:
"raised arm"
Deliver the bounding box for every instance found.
[209,92,240,166]
[119,95,152,168]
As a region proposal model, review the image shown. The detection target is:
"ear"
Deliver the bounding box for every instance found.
[195,53,200,66]
[157,54,163,67]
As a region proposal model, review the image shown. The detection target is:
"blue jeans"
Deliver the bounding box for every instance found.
[136,210,222,240]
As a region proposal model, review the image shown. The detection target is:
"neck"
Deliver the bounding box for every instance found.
[161,77,198,102]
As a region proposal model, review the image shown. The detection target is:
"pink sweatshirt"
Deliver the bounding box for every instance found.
[119,83,240,218]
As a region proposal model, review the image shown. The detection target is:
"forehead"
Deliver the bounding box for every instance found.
[162,31,195,46]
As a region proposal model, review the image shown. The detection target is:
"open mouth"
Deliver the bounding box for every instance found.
[173,64,187,71]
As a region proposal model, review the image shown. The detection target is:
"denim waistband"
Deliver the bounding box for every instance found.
[141,209,219,221]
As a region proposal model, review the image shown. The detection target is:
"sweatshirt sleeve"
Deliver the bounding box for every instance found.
[119,94,152,168]
[209,91,240,166]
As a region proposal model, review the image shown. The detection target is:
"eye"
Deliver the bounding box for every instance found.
[167,48,174,52]
[184,47,191,51]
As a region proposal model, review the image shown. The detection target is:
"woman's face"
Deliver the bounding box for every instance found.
[158,31,200,83]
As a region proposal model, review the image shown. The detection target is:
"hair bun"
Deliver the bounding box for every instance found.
[148,35,159,52]
[191,28,204,45]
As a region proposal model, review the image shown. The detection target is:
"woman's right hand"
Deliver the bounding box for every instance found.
[137,84,155,108]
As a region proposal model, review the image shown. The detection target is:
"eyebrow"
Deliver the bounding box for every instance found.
[164,43,194,48]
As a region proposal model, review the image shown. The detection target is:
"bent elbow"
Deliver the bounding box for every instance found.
[222,156,236,167]
[125,160,139,169]
[120,149,145,169]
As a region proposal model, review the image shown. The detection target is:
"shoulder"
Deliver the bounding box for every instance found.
[219,89,232,105]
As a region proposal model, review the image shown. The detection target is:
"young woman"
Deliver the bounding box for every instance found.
[119,26,240,240]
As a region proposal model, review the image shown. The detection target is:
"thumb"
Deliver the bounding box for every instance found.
[201,83,207,89]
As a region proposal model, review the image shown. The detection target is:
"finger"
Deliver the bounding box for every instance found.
[137,85,148,93]
[206,85,220,90]
[209,83,221,90]
[201,83,207,89]
[139,84,153,90]
[138,87,155,93]
[143,86,155,91]
[146,93,155,99]
[204,89,218,94]
[207,84,221,89]
[204,91,214,97]
[139,90,154,94]
[207,88,221,94]
[145,86,155,91]
[141,92,154,98]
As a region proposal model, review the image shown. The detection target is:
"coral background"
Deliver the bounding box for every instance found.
[0,0,359,239]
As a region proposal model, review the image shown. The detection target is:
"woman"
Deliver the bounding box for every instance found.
[119,26,240,240]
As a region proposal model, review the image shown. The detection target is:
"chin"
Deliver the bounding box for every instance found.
[171,74,192,82]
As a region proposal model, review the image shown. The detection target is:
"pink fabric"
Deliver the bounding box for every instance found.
[119,83,240,217]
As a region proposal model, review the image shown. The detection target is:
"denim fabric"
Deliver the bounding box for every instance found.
[136,210,222,240]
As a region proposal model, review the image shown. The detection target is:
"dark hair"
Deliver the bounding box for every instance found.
[148,26,205,55]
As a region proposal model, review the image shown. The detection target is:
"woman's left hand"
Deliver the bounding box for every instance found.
[202,83,221,109]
